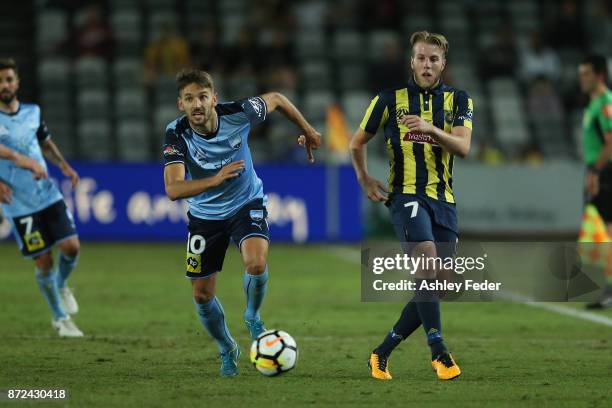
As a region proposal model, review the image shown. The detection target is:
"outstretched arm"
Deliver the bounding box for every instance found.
[40,139,79,187]
[260,92,322,163]
[349,128,388,202]
[164,161,245,201]
[0,143,47,179]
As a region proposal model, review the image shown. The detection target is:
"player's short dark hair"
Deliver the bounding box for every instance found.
[410,31,449,57]
[0,58,18,75]
[581,54,608,81]
[176,69,214,95]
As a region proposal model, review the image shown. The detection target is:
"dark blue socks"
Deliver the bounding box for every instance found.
[415,278,448,358]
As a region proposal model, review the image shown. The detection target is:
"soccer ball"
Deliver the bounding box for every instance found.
[250,329,298,376]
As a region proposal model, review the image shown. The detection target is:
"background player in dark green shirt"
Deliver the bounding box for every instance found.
[579,54,612,309]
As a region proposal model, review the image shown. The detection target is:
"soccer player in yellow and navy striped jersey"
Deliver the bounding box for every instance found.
[350,31,472,381]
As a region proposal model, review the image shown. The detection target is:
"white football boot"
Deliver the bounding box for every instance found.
[52,316,84,338]
[59,287,79,315]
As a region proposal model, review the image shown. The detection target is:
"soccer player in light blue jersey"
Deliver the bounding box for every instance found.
[0,58,83,337]
[163,69,321,376]
[0,142,48,201]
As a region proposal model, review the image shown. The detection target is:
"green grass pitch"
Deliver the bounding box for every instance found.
[1,242,611,407]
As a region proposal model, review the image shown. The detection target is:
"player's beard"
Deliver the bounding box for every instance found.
[0,90,15,105]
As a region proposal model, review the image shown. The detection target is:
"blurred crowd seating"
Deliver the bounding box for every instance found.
[31,0,612,164]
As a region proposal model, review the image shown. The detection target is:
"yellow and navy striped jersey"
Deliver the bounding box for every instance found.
[359,77,473,204]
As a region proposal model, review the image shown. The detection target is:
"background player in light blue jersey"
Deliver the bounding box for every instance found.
[0,142,47,205]
[163,69,321,376]
[0,58,83,337]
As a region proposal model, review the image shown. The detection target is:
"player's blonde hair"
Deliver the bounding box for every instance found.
[410,31,449,57]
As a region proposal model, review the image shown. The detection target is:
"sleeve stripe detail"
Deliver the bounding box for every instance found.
[256,96,267,121]
[164,160,185,166]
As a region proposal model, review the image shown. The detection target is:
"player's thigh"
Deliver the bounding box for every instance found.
[240,237,269,275]
[432,224,458,259]
[191,273,217,303]
[388,194,435,251]
[185,215,230,279]
[592,196,612,226]
[10,209,54,259]
[229,199,270,264]
[592,165,612,223]
[44,200,78,250]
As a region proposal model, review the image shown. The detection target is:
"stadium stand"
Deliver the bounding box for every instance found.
[20,0,611,163]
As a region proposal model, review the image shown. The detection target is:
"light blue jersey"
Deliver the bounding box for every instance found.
[0,103,62,218]
[163,96,268,220]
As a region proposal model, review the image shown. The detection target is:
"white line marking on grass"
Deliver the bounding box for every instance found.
[523,302,612,327]
[329,246,612,328]
[327,246,360,265]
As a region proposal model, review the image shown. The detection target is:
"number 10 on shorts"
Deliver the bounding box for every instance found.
[186,233,206,274]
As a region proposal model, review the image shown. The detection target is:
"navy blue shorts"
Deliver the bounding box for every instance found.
[387,193,458,257]
[11,200,78,258]
[185,199,269,278]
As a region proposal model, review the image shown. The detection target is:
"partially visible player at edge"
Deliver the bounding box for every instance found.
[350,31,473,381]
[0,143,47,224]
[0,142,47,201]
[162,69,321,377]
[579,54,612,309]
[0,58,83,337]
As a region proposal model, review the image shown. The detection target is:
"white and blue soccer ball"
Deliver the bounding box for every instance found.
[250,330,298,376]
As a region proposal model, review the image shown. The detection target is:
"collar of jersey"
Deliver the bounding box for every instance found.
[407,76,445,95]
[0,101,21,116]
[190,112,220,140]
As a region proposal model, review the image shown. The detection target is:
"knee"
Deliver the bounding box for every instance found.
[413,241,438,279]
[245,258,267,275]
[35,254,54,274]
[193,286,215,304]
[62,240,80,259]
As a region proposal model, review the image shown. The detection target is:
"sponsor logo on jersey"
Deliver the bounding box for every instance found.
[403,132,438,145]
[163,145,182,157]
[247,97,265,119]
